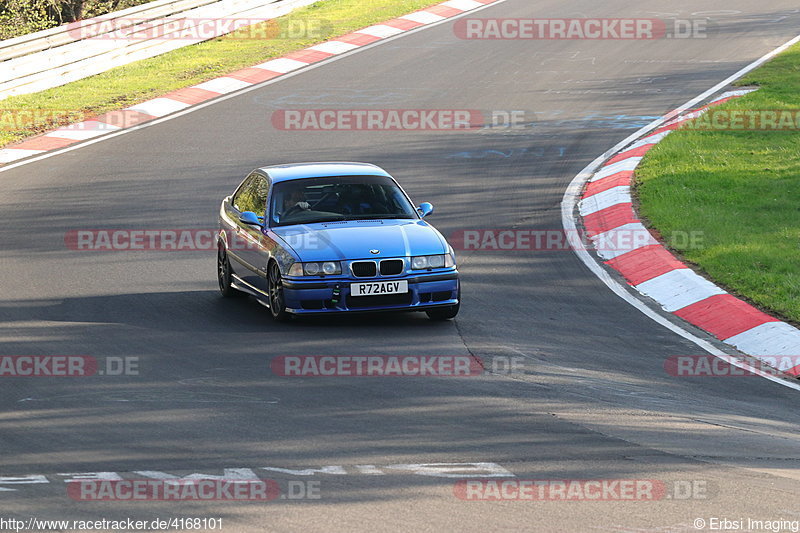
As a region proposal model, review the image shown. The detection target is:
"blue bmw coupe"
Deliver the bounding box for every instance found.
[217,162,460,321]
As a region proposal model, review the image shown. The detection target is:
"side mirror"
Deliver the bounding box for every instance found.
[417,202,434,218]
[239,211,262,227]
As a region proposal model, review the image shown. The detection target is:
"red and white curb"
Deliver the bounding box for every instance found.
[0,0,500,165]
[578,88,800,377]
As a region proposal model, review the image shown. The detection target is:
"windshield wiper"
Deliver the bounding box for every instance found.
[277,215,346,226]
[342,214,412,220]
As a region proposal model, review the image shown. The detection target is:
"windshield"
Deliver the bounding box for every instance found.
[269,175,418,227]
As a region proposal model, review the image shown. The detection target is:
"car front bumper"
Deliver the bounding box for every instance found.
[281,271,459,314]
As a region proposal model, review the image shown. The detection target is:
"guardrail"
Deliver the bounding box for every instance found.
[0,0,318,100]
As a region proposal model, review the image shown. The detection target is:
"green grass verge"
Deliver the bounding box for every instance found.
[0,0,441,147]
[635,42,800,323]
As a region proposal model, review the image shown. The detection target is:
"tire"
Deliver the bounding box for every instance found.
[426,302,460,320]
[217,246,241,298]
[267,261,291,322]
[426,285,460,320]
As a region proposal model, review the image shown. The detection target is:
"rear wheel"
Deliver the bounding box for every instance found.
[267,261,291,322]
[217,247,241,298]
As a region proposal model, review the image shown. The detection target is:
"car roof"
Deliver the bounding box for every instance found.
[259,162,392,183]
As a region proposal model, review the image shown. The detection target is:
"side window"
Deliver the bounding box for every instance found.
[232,175,254,212]
[233,173,269,215]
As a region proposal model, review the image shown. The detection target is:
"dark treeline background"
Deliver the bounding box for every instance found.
[1,0,156,40]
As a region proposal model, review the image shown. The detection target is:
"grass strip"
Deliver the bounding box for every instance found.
[635,42,800,323]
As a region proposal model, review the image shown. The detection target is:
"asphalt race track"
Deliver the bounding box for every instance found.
[1,0,800,531]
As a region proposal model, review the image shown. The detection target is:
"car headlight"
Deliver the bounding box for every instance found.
[412,254,454,270]
[322,261,339,275]
[411,256,428,270]
[288,262,342,276]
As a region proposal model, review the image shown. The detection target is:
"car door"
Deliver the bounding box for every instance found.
[228,172,272,294]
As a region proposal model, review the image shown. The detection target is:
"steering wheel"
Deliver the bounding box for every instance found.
[282,202,311,218]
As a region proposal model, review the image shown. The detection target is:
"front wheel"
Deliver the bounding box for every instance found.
[426,302,460,321]
[267,261,291,322]
[217,247,241,298]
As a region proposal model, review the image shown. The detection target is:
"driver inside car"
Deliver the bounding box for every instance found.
[284,189,310,212]
[275,188,310,224]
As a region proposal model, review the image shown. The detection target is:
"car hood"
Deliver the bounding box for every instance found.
[272,219,448,262]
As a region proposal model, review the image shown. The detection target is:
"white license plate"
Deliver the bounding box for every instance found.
[351,280,409,297]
